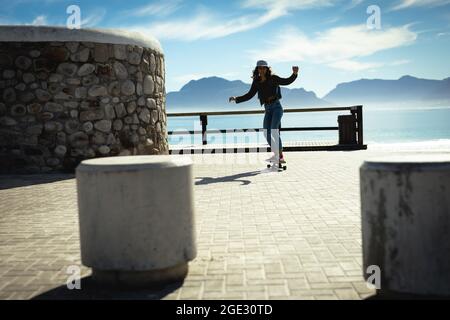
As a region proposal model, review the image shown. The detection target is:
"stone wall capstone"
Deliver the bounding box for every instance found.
[0,26,168,173]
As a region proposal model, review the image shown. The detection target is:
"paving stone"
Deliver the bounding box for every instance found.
[0,150,397,300]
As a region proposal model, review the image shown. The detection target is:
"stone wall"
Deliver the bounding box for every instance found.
[0,30,168,174]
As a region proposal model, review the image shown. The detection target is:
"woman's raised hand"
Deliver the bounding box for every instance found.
[229,96,236,103]
[292,66,299,75]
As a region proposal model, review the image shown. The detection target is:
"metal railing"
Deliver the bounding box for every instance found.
[167,105,364,150]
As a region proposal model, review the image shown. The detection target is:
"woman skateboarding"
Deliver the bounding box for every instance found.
[229,60,299,164]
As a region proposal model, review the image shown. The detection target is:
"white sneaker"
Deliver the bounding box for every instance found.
[266,155,278,162]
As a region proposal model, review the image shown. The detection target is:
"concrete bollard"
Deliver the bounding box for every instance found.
[76,155,196,287]
[360,154,450,297]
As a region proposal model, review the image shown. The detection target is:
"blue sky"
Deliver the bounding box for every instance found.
[1,0,449,96]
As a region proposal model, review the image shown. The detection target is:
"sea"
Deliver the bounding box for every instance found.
[167,106,450,151]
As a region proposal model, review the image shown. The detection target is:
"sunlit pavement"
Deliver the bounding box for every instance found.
[0,148,438,300]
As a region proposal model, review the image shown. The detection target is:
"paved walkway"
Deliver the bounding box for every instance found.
[0,149,423,300]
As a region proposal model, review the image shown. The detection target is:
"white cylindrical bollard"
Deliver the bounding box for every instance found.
[76,155,196,287]
[360,153,450,297]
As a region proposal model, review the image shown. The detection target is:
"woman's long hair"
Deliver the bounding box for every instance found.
[252,66,274,82]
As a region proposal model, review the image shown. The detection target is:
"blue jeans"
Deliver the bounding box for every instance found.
[263,100,283,154]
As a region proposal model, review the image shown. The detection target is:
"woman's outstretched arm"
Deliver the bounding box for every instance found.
[273,66,299,86]
[229,81,258,104]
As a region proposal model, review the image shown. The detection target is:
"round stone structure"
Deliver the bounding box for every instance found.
[76,155,196,287]
[360,154,450,298]
[0,26,168,173]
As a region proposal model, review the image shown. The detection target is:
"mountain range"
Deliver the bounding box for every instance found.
[166,75,450,111]
[324,76,450,106]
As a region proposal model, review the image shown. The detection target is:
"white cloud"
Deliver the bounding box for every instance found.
[126,0,182,17]
[391,0,450,11]
[128,0,338,41]
[81,9,106,27]
[130,7,284,41]
[31,15,47,26]
[249,24,417,71]
[346,0,365,10]
[241,0,335,12]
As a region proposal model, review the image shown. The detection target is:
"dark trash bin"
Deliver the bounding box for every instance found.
[338,115,357,145]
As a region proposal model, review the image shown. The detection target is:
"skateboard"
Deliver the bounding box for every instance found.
[266,160,287,171]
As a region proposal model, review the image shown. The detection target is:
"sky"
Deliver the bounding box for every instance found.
[1,0,449,97]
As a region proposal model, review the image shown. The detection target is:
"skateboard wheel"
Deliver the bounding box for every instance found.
[267,164,271,168]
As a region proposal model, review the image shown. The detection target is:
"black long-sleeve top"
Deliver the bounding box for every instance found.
[235,73,298,105]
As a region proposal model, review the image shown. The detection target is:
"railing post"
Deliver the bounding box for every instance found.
[200,114,208,145]
[356,105,363,146]
[350,108,357,145]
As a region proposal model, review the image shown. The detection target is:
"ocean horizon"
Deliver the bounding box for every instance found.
[167,105,450,150]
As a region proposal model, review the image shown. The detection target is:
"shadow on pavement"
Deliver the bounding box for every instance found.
[364,290,450,300]
[195,171,261,186]
[0,173,75,190]
[32,276,184,300]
